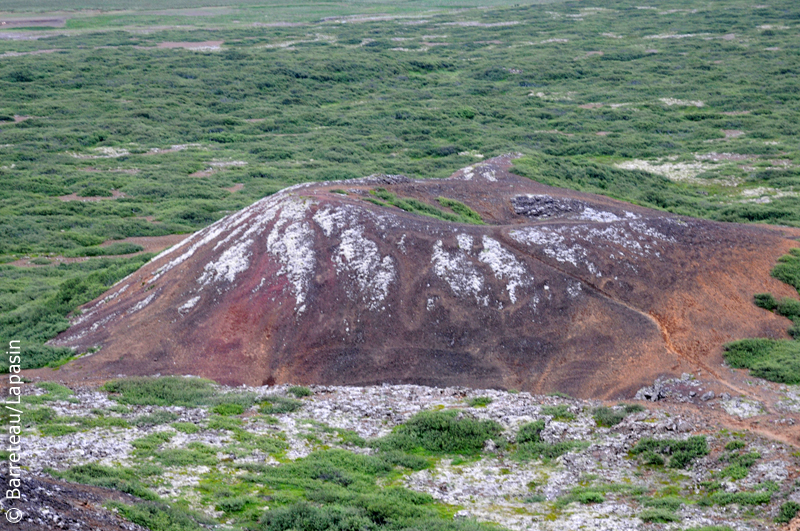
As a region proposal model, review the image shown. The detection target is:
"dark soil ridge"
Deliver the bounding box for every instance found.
[40,154,800,399]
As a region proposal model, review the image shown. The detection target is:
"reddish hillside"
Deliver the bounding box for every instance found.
[46,154,800,398]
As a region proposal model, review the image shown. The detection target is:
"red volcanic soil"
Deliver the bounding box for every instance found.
[42,155,800,399]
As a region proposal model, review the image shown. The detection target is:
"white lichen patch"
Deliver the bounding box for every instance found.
[579,207,624,223]
[179,296,201,313]
[659,97,705,107]
[479,236,529,304]
[127,292,156,315]
[333,227,396,311]
[68,146,130,159]
[457,233,474,251]
[266,199,317,315]
[509,227,589,270]
[198,237,252,286]
[431,240,487,305]
[614,159,740,186]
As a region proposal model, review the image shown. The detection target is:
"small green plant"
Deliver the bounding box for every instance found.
[541,404,575,421]
[208,415,244,431]
[592,406,625,427]
[467,396,493,408]
[375,409,504,456]
[630,436,708,469]
[516,420,545,444]
[133,410,179,427]
[754,293,778,311]
[39,424,78,437]
[48,464,158,501]
[777,501,800,523]
[639,508,680,523]
[102,376,217,407]
[288,386,313,398]
[212,403,245,416]
[258,396,303,414]
[171,422,200,434]
[724,440,746,451]
[131,432,173,452]
[106,500,215,530]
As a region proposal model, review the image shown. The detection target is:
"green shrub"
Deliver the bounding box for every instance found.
[208,415,244,431]
[541,405,575,421]
[754,293,778,311]
[103,376,217,407]
[259,396,303,414]
[212,403,245,416]
[437,197,484,224]
[777,501,800,523]
[516,420,545,444]
[706,491,772,506]
[375,409,504,456]
[592,406,625,427]
[170,422,200,435]
[641,497,683,511]
[777,298,800,320]
[288,386,313,398]
[630,436,708,469]
[772,248,800,292]
[466,396,493,408]
[639,508,680,523]
[724,440,746,451]
[133,410,179,427]
[723,339,800,384]
[132,432,173,452]
[107,500,215,531]
[49,463,158,501]
[39,424,78,437]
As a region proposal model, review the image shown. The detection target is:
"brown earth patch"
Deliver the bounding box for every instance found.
[723,129,745,139]
[13,114,31,123]
[189,168,215,177]
[157,40,223,50]
[697,152,756,162]
[58,190,126,202]
[1,48,63,56]
[579,103,603,109]
[245,118,265,123]
[0,17,65,28]
[225,183,244,193]
[722,110,750,116]
[722,33,736,40]
[596,131,611,136]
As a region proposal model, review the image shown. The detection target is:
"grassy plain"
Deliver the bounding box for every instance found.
[1,0,799,367]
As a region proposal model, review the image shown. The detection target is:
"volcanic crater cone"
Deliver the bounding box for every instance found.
[49,155,799,398]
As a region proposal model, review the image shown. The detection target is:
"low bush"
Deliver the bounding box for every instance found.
[259,395,303,414]
[133,411,179,427]
[48,464,158,501]
[516,420,545,444]
[777,501,800,524]
[723,339,800,384]
[541,404,575,421]
[630,436,708,469]
[103,376,217,407]
[288,386,313,398]
[639,508,680,523]
[107,500,215,531]
[754,293,778,311]
[466,396,492,408]
[374,409,504,456]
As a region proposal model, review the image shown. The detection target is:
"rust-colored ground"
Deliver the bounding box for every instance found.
[32,155,800,402]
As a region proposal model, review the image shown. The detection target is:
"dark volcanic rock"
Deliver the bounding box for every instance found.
[47,154,800,398]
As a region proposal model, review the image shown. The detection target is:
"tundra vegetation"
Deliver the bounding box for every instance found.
[13,377,796,530]
[1,0,800,370]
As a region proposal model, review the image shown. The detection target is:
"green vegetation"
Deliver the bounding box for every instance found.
[540,404,575,421]
[2,0,800,372]
[103,376,217,406]
[516,420,545,445]
[48,463,160,501]
[777,501,800,524]
[513,419,588,461]
[555,483,646,508]
[133,410,179,427]
[212,402,245,416]
[287,386,312,398]
[723,339,800,384]
[630,436,709,469]
[106,500,215,531]
[369,189,484,225]
[466,396,493,408]
[258,395,303,415]
[171,421,200,434]
[374,409,504,456]
[772,249,800,292]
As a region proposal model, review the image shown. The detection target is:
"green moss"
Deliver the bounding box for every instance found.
[212,403,245,416]
[103,376,217,407]
[466,396,493,408]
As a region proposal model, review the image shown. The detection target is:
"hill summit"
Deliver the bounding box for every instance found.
[50,155,798,397]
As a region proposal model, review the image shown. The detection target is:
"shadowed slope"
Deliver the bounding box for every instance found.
[46,155,799,398]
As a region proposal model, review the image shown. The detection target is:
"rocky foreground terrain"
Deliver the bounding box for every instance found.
[3,375,800,531]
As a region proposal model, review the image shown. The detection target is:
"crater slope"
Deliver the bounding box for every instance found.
[48,155,800,398]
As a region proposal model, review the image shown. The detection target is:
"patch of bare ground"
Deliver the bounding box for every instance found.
[578,103,603,109]
[722,33,736,40]
[141,8,235,16]
[144,143,201,155]
[224,183,244,193]
[534,129,575,136]
[99,234,189,254]
[595,131,611,136]
[0,48,62,57]
[245,118,265,123]
[13,114,31,123]
[0,17,65,28]
[723,129,745,139]
[645,48,658,53]
[58,190,126,202]
[722,110,750,115]
[766,47,782,51]
[135,215,160,223]
[696,152,756,162]
[190,168,214,177]
[441,21,519,27]
[157,41,223,51]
